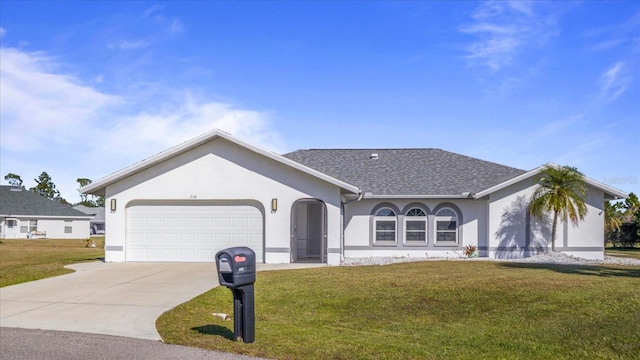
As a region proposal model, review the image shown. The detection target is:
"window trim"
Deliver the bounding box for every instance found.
[373,207,397,245]
[404,208,427,244]
[434,207,458,245]
[20,219,38,234]
[64,220,73,234]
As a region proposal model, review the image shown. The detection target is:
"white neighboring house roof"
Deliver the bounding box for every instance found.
[80,129,361,196]
[474,163,627,200]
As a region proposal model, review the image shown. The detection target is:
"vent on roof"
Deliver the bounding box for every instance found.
[370,153,379,160]
[10,187,23,192]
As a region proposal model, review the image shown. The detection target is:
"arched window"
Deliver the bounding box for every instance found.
[405,208,427,243]
[435,208,458,243]
[374,208,397,243]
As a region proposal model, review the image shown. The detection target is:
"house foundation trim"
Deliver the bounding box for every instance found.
[265,247,290,253]
[479,246,604,252]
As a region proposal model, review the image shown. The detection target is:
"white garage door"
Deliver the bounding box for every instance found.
[126,202,263,262]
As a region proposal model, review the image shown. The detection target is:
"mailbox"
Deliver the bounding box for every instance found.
[215,247,256,343]
[216,247,256,288]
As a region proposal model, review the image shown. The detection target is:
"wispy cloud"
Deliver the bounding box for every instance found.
[459,1,559,71]
[169,19,184,34]
[0,27,6,37]
[0,47,120,152]
[587,10,640,53]
[104,4,184,52]
[141,3,184,34]
[598,62,631,103]
[107,39,149,50]
[0,46,281,200]
[93,98,282,164]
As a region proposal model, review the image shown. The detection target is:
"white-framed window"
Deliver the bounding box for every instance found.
[20,219,37,234]
[64,220,73,234]
[405,208,427,243]
[435,208,458,244]
[374,208,397,243]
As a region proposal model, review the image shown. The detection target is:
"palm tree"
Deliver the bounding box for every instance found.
[528,165,588,251]
[604,202,623,234]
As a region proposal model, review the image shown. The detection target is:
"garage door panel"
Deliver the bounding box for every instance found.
[197,217,213,227]
[180,233,195,244]
[214,233,231,244]
[214,217,230,227]
[178,248,194,259]
[145,233,162,244]
[146,217,162,227]
[197,233,213,244]
[163,248,179,259]
[179,218,195,227]
[126,202,263,262]
[162,233,179,244]
[146,248,161,259]
[249,218,262,228]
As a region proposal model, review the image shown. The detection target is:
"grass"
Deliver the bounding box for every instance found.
[0,238,104,288]
[1,239,637,358]
[157,261,640,360]
[606,247,640,260]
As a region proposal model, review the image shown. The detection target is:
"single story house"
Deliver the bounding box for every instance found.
[73,205,106,235]
[80,129,626,265]
[0,185,93,239]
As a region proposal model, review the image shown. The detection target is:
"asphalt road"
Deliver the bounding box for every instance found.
[0,327,265,360]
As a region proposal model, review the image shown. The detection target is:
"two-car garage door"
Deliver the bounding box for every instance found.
[126,201,263,262]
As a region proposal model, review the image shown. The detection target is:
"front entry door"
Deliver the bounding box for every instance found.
[5,219,17,239]
[291,199,326,263]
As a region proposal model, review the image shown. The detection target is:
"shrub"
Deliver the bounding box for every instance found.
[609,223,640,248]
[464,244,478,257]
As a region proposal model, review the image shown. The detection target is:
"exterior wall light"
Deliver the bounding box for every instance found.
[110,199,117,212]
[271,198,277,213]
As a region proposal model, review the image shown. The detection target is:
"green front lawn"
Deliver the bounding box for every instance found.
[0,238,104,287]
[157,261,640,359]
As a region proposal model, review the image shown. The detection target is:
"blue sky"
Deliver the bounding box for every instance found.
[1,1,638,203]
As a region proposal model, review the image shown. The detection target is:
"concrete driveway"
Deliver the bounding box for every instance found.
[0,261,321,341]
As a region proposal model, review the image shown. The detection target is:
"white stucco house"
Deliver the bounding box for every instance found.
[0,186,93,239]
[73,205,106,235]
[80,129,626,265]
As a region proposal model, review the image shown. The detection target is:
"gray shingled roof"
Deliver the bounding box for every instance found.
[73,205,105,221]
[0,186,90,217]
[283,149,526,196]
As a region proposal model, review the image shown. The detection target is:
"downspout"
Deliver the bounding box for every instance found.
[340,190,364,263]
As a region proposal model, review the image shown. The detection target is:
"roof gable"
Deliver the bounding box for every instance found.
[474,163,627,200]
[81,129,360,196]
[0,186,91,217]
[283,149,527,197]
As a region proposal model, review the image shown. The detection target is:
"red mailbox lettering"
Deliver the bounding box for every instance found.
[234,255,246,262]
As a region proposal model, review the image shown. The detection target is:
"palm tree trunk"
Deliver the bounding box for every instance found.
[551,211,558,252]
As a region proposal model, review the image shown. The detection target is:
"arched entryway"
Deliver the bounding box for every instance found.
[291,199,327,263]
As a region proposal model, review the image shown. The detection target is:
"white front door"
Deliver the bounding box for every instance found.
[5,219,17,239]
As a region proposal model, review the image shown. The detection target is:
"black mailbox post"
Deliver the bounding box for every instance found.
[215,247,256,343]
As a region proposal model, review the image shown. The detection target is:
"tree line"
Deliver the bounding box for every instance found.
[605,193,640,248]
[4,172,104,207]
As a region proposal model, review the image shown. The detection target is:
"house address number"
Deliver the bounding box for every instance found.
[190,195,197,199]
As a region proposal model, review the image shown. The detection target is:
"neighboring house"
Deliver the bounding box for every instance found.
[80,129,626,264]
[73,205,106,235]
[0,186,93,239]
